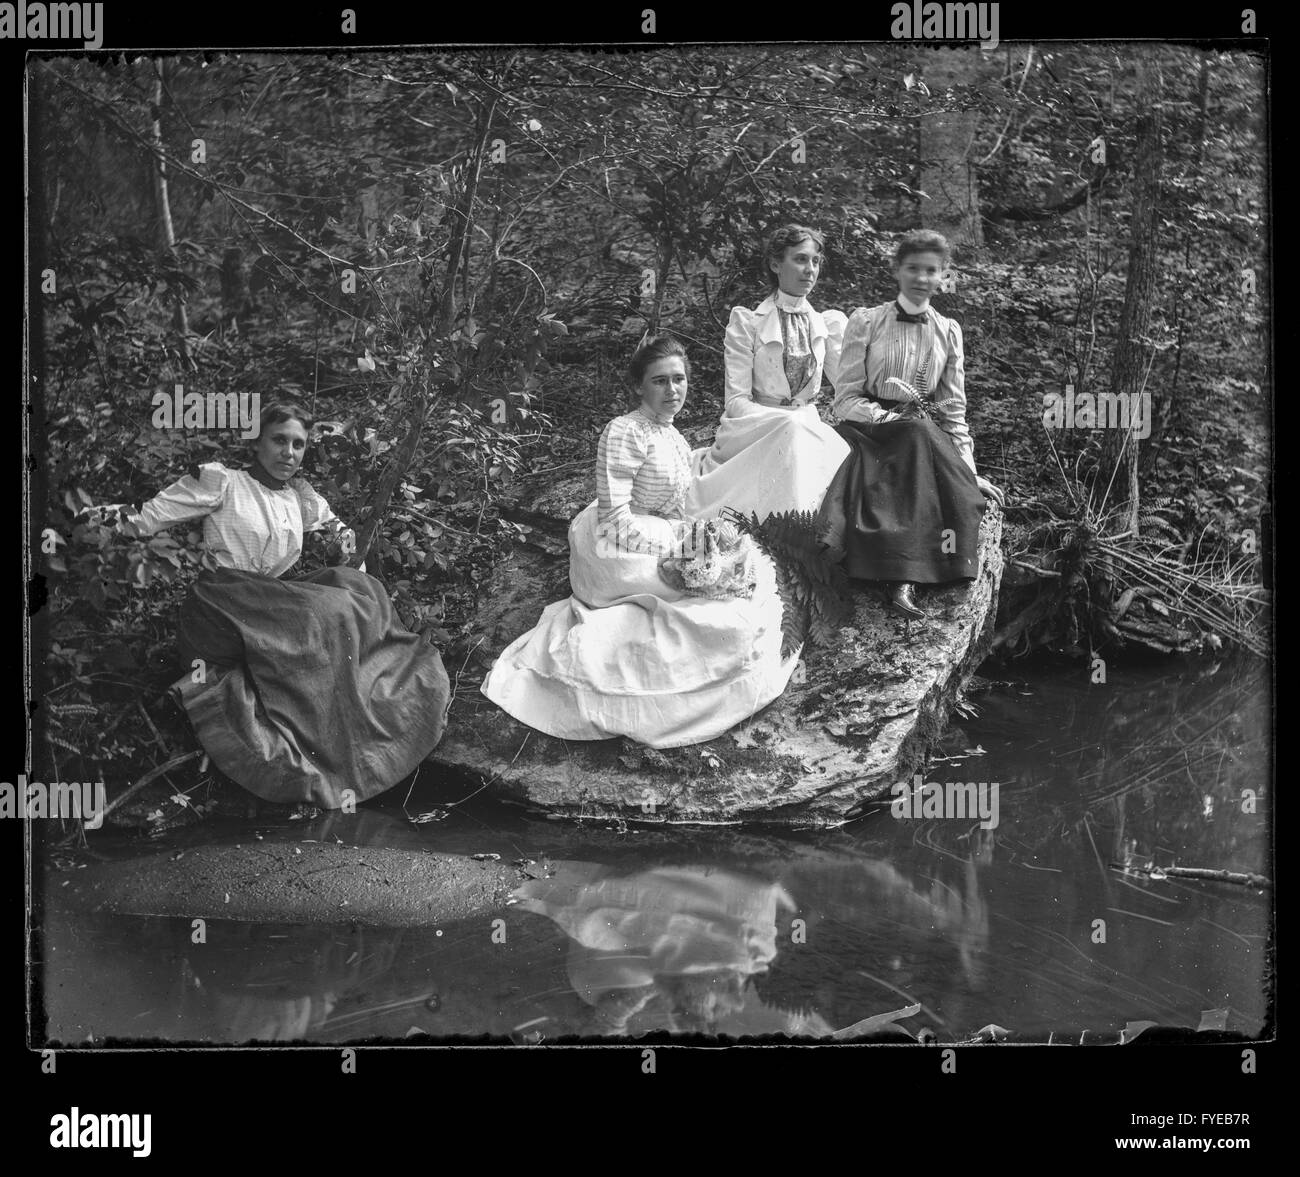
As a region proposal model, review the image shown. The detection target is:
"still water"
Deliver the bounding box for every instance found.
[38,656,1271,1042]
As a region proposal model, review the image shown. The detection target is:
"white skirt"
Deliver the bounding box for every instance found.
[480,502,797,748]
[686,398,850,522]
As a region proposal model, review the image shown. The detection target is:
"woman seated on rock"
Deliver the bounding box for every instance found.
[480,335,798,748]
[92,400,450,809]
[686,223,850,522]
[818,230,1003,618]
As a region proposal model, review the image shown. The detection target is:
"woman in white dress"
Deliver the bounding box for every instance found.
[687,224,851,522]
[480,336,798,748]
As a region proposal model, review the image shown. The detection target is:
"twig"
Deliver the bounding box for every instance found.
[1113,863,1271,889]
[392,504,474,537]
[524,458,591,478]
[978,46,1036,165]
[450,635,488,706]
[447,731,531,807]
[135,700,172,755]
[1010,559,1062,578]
[61,750,202,841]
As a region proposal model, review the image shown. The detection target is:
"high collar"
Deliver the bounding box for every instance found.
[897,292,931,315]
[635,403,676,427]
[757,295,827,347]
[774,289,812,313]
[247,460,292,490]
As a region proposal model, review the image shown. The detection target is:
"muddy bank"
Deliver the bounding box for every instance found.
[51,841,522,927]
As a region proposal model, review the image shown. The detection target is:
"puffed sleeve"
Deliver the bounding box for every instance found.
[595,417,687,557]
[596,416,651,551]
[934,319,976,472]
[820,308,848,392]
[294,479,345,534]
[118,462,230,538]
[830,308,888,424]
[723,306,757,406]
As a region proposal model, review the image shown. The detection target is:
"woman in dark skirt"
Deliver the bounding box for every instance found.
[818,231,1003,617]
[101,401,451,808]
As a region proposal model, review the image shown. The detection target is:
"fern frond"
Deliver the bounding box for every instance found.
[725,507,852,657]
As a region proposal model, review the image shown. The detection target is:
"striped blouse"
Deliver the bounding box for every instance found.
[116,462,348,578]
[831,301,977,471]
[596,407,693,554]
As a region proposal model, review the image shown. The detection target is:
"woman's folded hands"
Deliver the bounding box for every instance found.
[658,519,757,600]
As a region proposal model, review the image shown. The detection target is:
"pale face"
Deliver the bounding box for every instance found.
[895,250,946,304]
[770,238,822,297]
[254,416,309,480]
[637,356,689,419]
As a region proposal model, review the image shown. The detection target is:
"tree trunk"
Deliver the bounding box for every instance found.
[1103,57,1164,533]
[150,61,191,367]
[919,48,985,252]
[363,95,497,573]
[436,98,494,336]
[1192,54,1211,171]
[353,389,430,569]
[651,227,674,335]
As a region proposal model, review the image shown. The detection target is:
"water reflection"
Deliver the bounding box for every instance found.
[514,863,832,1036]
[39,655,1270,1043]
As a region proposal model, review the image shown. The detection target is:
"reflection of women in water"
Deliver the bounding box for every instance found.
[818,231,1002,619]
[93,401,450,807]
[687,223,850,522]
[481,336,798,748]
[515,861,832,1037]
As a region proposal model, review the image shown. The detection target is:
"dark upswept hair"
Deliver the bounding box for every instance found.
[257,399,315,438]
[628,334,691,387]
[894,229,951,269]
[763,223,826,289]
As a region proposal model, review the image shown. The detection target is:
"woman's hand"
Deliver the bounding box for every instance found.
[975,474,1005,507]
[74,505,108,525]
[883,377,923,404]
[326,527,357,565]
[73,505,126,531]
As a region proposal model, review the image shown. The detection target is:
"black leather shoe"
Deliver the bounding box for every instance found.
[885,582,927,619]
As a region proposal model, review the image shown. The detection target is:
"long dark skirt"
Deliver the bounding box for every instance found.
[818,418,985,583]
[172,566,451,808]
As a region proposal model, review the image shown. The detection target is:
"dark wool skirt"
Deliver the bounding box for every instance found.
[173,566,450,808]
[818,418,985,584]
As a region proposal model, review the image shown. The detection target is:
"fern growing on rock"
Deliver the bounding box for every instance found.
[723,508,853,659]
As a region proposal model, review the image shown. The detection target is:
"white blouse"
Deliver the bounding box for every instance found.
[596,407,693,554]
[724,292,847,408]
[117,462,347,578]
[832,301,977,471]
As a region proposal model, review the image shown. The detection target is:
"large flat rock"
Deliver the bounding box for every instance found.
[432,472,1003,828]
